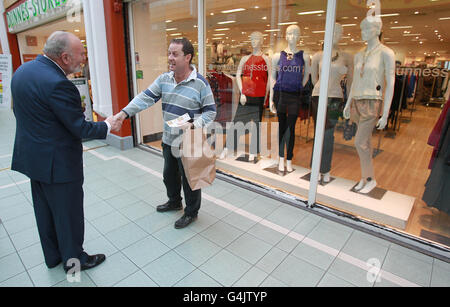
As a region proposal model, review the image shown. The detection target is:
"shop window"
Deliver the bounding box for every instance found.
[131,0,198,146]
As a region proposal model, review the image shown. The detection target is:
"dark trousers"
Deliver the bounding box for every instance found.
[274,91,301,161]
[225,96,265,154]
[30,179,88,268]
[162,143,201,217]
[311,96,343,173]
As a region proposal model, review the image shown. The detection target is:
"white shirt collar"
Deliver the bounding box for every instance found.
[43,54,67,75]
[169,65,197,83]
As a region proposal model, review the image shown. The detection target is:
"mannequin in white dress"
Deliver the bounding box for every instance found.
[311,23,353,183]
[343,17,395,194]
[269,25,311,172]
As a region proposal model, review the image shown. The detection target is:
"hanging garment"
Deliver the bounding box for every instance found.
[423,108,450,214]
[299,76,312,120]
[428,98,450,169]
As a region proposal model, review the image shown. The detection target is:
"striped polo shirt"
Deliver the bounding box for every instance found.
[122,65,216,146]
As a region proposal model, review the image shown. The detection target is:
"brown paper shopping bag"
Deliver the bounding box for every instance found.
[181,128,216,191]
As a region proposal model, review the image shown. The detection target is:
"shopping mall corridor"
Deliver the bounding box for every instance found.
[0,109,449,287]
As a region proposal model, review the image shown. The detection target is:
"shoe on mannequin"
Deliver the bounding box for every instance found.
[286,160,293,172]
[322,172,331,183]
[354,179,365,191]
[278,157,285,172]
[249,154,255,162]
[360,179,377,194]
[219,148,228,160]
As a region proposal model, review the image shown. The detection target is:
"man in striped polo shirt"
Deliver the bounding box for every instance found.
[114,38,216,229]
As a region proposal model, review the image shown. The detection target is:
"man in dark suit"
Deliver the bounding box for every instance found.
[11,31,120,273]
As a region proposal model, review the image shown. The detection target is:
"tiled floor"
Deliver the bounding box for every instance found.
[0,109,449,287]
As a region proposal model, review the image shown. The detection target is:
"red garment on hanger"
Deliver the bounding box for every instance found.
[428,97,450,169]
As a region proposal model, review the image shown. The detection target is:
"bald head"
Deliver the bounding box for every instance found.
[44,31,78,58]
[43,31,85,75]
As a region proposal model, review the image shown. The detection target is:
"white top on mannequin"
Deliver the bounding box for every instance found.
[311,23,353,98]
[269,25,311,113]
[236,32,271,105]
[344,17,395,130]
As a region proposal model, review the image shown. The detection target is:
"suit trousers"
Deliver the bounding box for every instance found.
[350,99,382,180]
[30,179,88,268]
[162,143,201,217]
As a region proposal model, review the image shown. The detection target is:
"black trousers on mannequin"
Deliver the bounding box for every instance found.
[310,96,344,173]
[225,96,265,154]
[274,91,301,160]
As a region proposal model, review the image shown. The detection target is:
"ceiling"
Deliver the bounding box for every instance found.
[141,0,450,60]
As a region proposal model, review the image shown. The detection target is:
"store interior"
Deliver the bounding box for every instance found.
[133,0,450,249]
[15,15,93,119]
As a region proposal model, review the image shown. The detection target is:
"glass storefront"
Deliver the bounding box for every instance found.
[14,15,93,121]
[128,0,450,250]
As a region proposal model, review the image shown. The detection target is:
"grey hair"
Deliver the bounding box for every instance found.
[43,31,72,58]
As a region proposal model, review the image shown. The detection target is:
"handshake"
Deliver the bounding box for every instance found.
[105,111,128,133]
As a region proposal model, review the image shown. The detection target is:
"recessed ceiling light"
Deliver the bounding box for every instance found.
[390,26,413,29]
[221,8,245,13]
[278,22,298,26]
[217,20,236,24]
[166,28,178,31]
[297,10,325,15]
[379,13,400,17]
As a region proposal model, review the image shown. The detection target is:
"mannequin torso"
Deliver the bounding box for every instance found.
[311,49,352,98]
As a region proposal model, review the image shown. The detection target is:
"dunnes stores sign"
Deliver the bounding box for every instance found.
[6,0,77,33]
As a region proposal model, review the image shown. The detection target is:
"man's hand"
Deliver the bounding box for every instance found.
[105,116,122,132]
[107,111,128,132]
[178,122,194,130]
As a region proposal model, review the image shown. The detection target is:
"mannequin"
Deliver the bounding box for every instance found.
[270,25,311,172]
[220,32,270,161]
[343,17,395,194]
[311,23,353,183]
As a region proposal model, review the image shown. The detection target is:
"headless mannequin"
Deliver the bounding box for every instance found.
[311,23,353,183]
[270,25,311,172]
[343,17,395,194]
[220,32,270,161]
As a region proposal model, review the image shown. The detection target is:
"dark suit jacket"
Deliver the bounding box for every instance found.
[11,55,108,184]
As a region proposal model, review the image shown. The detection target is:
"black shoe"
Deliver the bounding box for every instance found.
[174,214,197,229]
[47,260,62,269]
[64,254,106,273]
[157,201,183,212]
